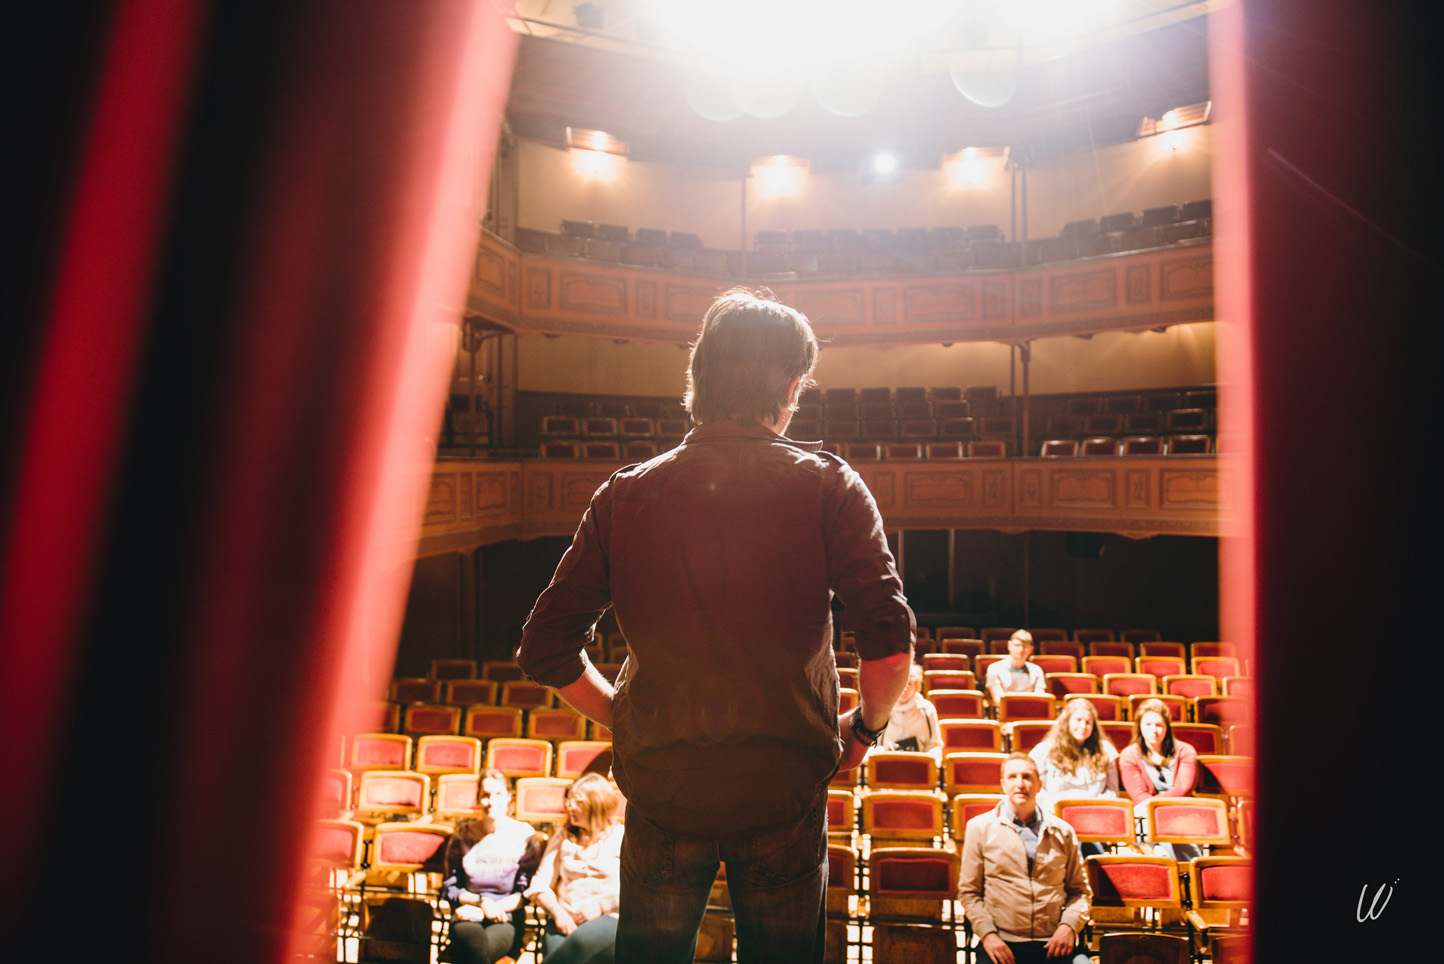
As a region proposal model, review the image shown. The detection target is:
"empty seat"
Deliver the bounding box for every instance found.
[1081,436,1120,456]
[1166,434,1212,454]
[483,738,553,780]
[865,751,940,790]
[860,789,946,842]
[355,770,430,823]
[461,705,523,740]
[348,733,412,773]
[1054,797,1136,848]
[1120,435,1164,455]
[929,689,986,719]
[937,718,1003,752]
[413,735,482,776]
[1041,438,1079,457]
[942,752,1007,794]
[514,776,572,824]
[402,702,461,736]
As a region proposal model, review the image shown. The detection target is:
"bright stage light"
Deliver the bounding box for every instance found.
[872,153,898,176]
[653,0,957,76]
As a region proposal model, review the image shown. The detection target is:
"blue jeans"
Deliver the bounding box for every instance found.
[614,796,828,964]
[979,940,1091,964]
[542,915,617,964]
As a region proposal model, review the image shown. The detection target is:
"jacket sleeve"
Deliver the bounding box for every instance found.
[517,484,615,688]
[1059,826,1091,935]
[920,700,943,755]
[1160,742,1199,797]
[522,829,565,902]
[822,465,914,661]
[957,817,996,938]
[1118,745,1154,803]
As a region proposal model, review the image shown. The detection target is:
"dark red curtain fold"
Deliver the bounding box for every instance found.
[0,2,514,960]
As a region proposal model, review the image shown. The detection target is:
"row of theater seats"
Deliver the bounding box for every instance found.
[510,201,1212,287]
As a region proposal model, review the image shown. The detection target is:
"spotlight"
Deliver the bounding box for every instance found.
[872,153,898,175]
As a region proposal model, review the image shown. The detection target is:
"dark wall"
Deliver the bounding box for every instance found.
[399,529,1217,670]
[903,529,1217,640]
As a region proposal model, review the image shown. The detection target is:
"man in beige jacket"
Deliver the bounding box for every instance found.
[959,752,1091,964]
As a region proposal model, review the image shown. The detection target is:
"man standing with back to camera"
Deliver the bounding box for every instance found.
[518,288,914,964]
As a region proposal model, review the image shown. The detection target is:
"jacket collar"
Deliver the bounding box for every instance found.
[685,419,823,452]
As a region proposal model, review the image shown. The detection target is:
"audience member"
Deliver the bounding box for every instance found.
[877,662,942,756]
[985,630,1046,702]
[1028,697,1119,814]
[959,752,1091,964]
[440,770,546,964]
[1118,698,1200,859]
[525,774,625,964]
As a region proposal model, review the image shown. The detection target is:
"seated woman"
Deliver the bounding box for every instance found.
[440,769,546,964]
[877,663,942,757]
[525,773,625,964]
[1118,698,1200,858]
[1028,696,1119,815]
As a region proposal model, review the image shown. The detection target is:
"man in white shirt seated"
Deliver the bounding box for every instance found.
[985,630,1046,703]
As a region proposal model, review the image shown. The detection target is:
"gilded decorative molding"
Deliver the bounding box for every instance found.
[468,234,1214,346]
[1050,470,1116,506]
[423,456,1222,551]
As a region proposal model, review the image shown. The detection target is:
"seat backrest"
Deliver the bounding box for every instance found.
[526,708,587,741]
[1032,655,1077,675]
[1097,932,1190,964]
[483,738,554,779]
[348,733,413,772]
[998,693,1056,722]
[388,677,439,704]
[1054,798,1136,845]
[1083,655,1133,677]
[942,752,1006,794]
[1146,796,1231,847]
[922,669,975,693]
[861,790,944,841]
[1170,723,1225,755]
[1080,694,1126,721]
[1046,673,1100,699]
[556,740,612,779]
[402,703,461,736]
[443,679,497,705]
[369,822,450,873]
[1189,856,1252,910]
[1086,855,1182,908]
[1162,674,1217,699]
[929,689,986,719]
[429,658,476,680]
[413,735,482,775]
[865,752,940,790]
[1103,673,1157,698]
[513,776,571,825]
[937,718,1002,752]
[356,770,430,819]
[1006,721,1053,753]
[311,818,366,869]
[867,846,959,920]
[948,794,1004,845]
[433,774,482,821]
[1136,656,1187,678]
[1138,640,1184,658]
[461,705,523,740]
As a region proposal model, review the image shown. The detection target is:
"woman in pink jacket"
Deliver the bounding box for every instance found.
[1117,698,1200,859]
[1117,698,1198,803]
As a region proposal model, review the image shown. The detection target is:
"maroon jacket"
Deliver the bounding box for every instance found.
[518,420,913,837]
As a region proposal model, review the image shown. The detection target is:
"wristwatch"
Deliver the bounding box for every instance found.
[849,706,887,746]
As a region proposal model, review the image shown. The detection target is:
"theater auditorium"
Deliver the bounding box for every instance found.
[1,2,1432,963]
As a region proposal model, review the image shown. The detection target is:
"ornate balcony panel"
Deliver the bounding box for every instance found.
[419,456,1223,555]
[468,232,1214,345]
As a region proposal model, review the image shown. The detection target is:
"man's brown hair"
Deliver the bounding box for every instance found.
[685,288,818,426]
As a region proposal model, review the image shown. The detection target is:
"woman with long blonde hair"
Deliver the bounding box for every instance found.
[1027,697,1119,812]
[525,773,625,964]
